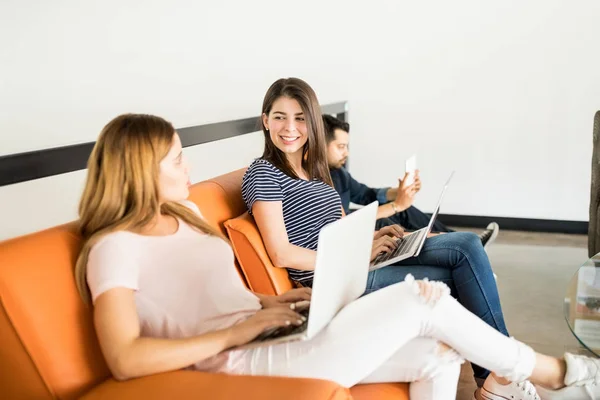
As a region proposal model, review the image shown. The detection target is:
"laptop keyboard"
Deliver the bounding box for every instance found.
[372,232,421,266]
[253,307,310,342]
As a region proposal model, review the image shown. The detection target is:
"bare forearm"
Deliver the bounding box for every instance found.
[376,202,400,219]
[113,329,234,380]
[275,243,317,271]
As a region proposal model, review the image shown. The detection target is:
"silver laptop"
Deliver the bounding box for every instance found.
[232,201,378,351]
[369,171,455,272]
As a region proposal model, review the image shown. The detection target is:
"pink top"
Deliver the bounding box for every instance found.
[86,201,261,372]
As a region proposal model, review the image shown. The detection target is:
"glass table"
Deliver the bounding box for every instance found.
[565,252,600,356]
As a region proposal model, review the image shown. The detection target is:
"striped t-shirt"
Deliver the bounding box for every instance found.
[241,158,342,284]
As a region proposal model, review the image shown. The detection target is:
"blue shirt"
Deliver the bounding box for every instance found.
[329,167,389,214]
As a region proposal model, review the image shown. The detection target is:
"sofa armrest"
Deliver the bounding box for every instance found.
[80,370,351,400]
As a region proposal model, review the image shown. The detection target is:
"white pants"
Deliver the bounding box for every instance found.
[230,278,536,400]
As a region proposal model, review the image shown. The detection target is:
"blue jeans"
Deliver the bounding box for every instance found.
[365,232,508,385]
[375,205,454,233]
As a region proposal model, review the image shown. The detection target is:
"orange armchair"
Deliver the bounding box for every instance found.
[0,168,408,400]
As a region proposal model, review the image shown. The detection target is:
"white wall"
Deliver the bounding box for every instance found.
[1,0,599,240]
[346,1,600,222]
[0,132,265,240]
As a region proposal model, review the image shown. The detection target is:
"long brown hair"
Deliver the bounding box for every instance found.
[75,114,224,304]
[261,78,332,186]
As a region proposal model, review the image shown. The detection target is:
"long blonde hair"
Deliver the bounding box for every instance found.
[75,114,224,304]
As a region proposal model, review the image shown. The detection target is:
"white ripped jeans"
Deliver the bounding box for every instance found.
[229,276,536,400]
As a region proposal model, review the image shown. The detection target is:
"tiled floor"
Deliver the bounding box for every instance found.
[453,228,591,399]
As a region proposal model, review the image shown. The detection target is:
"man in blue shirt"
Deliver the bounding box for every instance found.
[323,114,499,248]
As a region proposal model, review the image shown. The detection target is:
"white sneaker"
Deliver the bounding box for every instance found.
[564,352,600,387]
[534,352,600,400]
[479,222,500,249]
[476,375,540,400]
[536,384,599,399]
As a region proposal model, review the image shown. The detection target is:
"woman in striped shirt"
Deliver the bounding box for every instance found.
[242,78,552,399]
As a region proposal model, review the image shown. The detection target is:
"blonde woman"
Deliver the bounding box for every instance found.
[76,112,599,400]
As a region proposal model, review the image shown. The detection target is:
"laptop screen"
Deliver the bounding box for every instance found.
[415,171,455,254]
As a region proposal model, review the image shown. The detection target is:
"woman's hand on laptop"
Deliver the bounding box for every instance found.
[374,225,405,241]
[258,288,312,310]
[227,307,306,347]
[370,235,398,262]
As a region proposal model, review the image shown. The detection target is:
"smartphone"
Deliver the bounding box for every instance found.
[405,155,417,185]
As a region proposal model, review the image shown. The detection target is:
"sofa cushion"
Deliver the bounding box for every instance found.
[81,370,352,400]
[224,212,293,296]
[187,169,247,237]
[350,383,409,400]
[0,223,110,400]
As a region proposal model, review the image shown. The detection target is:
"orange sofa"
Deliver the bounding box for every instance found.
[0,168,409,400]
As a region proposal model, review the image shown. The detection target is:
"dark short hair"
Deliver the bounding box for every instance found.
[322,114,350,143]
